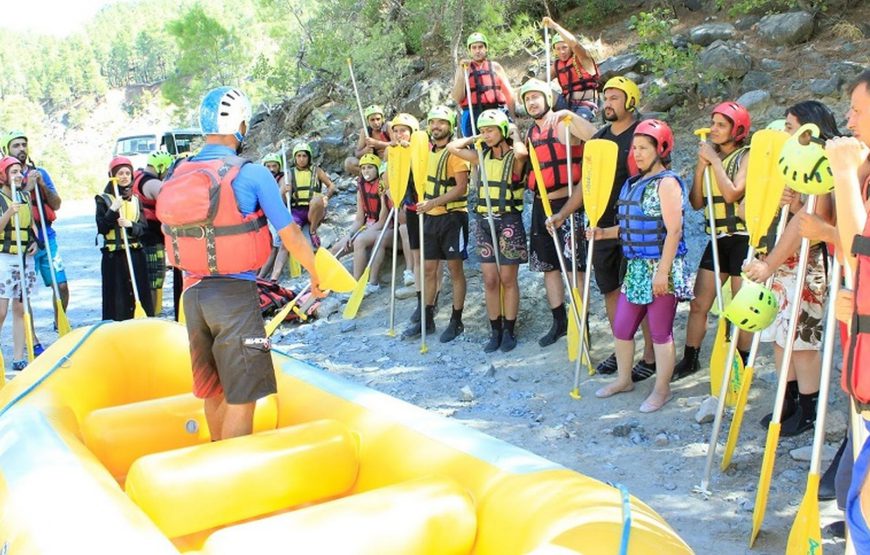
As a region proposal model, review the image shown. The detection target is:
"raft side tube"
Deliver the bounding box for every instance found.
[125,419,359,538]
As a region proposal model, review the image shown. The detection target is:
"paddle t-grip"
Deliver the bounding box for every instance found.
[694,127,711,141]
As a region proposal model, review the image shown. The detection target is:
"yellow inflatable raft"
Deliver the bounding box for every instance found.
[0,319,693,554]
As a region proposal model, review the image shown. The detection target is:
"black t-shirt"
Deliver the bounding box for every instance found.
[593,120,639,228]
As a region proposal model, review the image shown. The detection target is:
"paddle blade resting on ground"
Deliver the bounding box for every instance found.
[786,471,822,554]
[710,317,743,407]
[744,129,789,248]
[134,301,147,319]
[581,139,619,228]
[56,299,72,336]
[750,421,782,546]
[721,363,755,470]
[410,131,429,201]
[342,267,371,320]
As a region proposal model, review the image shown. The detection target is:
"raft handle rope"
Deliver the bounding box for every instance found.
[0,321,108,419]
[607,481,632,555]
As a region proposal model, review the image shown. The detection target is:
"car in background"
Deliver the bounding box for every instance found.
[113,128,203,169]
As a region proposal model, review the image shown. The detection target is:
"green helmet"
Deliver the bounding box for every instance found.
[2,130,26,154]
[466,32,487,49]
[724,278,779,332]
[262,153,283,171]
[363,105,384,120]
[551,34,565,47]
[147,151,174,175]
[766,119,787,131]
[778,123,834,195]
[519,78,552,112]
[477,109,509,138]
[293,142,312,159]
[426,105,456,132]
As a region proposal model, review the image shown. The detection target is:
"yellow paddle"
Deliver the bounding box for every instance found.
[721,129,790,470]
[561,116,588,374]
[110,178,147,319]
[11,190,35,362]
[386,145,412,336]
[409,130,430,353]
[29,170,71,335]
[571,139,617,398]
[178,291,186,326]
[343,211,395,320]
[266,247,355,336]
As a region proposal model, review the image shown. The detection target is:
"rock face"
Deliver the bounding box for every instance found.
[688,23,737,47]
[599,53,643,82]
[736,89,772,112]
[757,12,815,46]
[810,76,843,97]
[699,41,751,79]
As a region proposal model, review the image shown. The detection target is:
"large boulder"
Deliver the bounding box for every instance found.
[736,89,772,112]
[810,76,843,97]
[757,12,814,46]
[741,71,772,93]
[396,78,451,118]
[699,41,751,79]
[688,23,737,46]
[599,53,642,82]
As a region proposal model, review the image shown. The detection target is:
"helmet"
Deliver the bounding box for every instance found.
[2,130,26,154]
[477,109,510,138]
[359,153,381,169]
[363,105,384,120]
[427,105,456,132]
[147,151,173,175]
[390,113,420,133]
[551,34,565,47]
[0,156,21,184]
[466,32,487,49]
[262,153,283,171]
[712,101,751,143]
[519,78,553,112]
[109,156,134,177]
[634,119,674,159]
[199,86,252,141]
[292,142,312,159]
[603,76,641,112]
[778,123,834,195]
[766,119,787,131]
[724,278,778,332]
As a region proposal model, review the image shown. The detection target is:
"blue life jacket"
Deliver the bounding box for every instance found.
[616,169,687,260]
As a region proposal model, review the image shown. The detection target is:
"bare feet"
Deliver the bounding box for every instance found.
[639,390,673,413]
[595,381,635,398]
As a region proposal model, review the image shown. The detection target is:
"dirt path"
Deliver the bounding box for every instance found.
[3,199,849,555]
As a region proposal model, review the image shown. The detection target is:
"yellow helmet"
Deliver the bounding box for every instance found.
[778,123,834,195]
[359,153,381,168]
[519,78,552,112]
[603,76,641,112]
[390,113,420,133]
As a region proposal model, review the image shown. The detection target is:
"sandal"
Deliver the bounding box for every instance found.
[596,353,618,375]
[631,360,657,383]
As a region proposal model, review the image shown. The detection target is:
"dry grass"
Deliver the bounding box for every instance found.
[830,21,864,41]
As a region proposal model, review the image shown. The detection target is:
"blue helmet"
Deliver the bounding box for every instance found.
[199,86,252,142]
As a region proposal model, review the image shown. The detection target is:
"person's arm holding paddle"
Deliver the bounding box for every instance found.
[698,142,747,203]
[542,16,597,75]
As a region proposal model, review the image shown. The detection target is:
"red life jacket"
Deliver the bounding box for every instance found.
[460,60,507,109]
[368,125,389,143]
[843,175,870,405]
[23,170,56,226]
[132,169,159,223]
[526,124,583,192]
[359,176,381,222]
[156,156,271,275]
[554,56,600,96]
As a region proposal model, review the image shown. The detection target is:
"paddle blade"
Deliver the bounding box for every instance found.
[24,312,34,362]
[722,364,755,470]
[266,300,296,337]
[786,473,821,555]
[155,288,164,315]
[0,350,5,387]
[314,248,356,293]
[745,129,789,247]
[134,301,147,319]
[750,421,782,546]
[567,307,578,361]
[582,139,619,228]
[528,141,553,218]
[386,146,409,204]
[289,254,302,278]
[709,277,733,317]
[55,299,72,336]
[410,131,429,200]
[710,319,727,397]
[178,293,186,326]
[343,267,371,320]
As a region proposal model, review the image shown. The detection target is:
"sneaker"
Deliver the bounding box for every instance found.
[760,404,798,429]
[11,360,26,371]
[394,285,417,300]
[483,329,502,353]
[631,360,657,382]
[439,319,464,343]
[780,406,815,437]
[819,437,847,501]
[33,343,44,357]
[401,319,434,339]
[671,356,700,381]
[596,353,618,375]
[403,269,415,286]
[500,330,517,353]
[365,283,381,295]
[824,521,846,539]
[538,319,567,347]
[310,232,321,249]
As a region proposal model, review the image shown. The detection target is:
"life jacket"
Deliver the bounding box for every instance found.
[0,190,33,254]
[460,60,508,109]
[99,193,141,252]
[843,174,870,406]
[554,56,600,97]
[368,125,390,144]
[705,146,749,236]
[425,147,467,214]
[290,167,321,208]
[23,168,56,227]
[616,170,688,260]
[132,169,160,223]
[359,176,382,222]
[156,156,271,275]
[477,148,523,215]
[526,124,583,193]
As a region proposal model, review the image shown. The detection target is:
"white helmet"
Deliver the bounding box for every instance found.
[199,86,252,141]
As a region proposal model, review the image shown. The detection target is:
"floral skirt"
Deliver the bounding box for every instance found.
[621,255,694,305]
[0,253,37,301]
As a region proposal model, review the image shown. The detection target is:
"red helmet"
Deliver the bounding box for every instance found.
[108,156,133,177]
[0,156,21,184]
[712,101,751,143]
[634,119,674,159]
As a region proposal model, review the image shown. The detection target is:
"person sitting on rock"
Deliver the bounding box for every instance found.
[258,153,287,280]
[280,142,336,249]
[452,32,515,138]
[344,105,391,176]
[542,16,600,121]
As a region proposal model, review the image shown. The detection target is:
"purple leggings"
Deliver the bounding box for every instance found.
[613,292,677,344]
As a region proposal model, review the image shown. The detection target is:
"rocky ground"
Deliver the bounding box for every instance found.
[1,197,851,554]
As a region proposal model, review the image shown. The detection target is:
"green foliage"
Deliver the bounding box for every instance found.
[716,0,828,16]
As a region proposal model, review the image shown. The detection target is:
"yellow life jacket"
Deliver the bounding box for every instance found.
[476,149,523,215]
[102,193,141,252]
[425,148,467,216]
[290,167,321,208]
[706,146,749,235]
[0,190,33,255]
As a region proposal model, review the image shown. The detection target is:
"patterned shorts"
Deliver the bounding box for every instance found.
[0,254,37,301]
[145,244,166,290]
[474,212,528,265]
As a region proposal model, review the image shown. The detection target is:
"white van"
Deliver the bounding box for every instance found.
[113,128,202,169]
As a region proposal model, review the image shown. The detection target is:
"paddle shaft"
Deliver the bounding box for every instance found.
[462,64,479,137]
[363,208,395,273]
[11,190,35,361]
[544,26,551,84]
[564,120,578,287]
[28,170,63,304]
[573,234,595,391]
[347,59,370,139]
[695,129,726,313]
[111,180,144,310]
